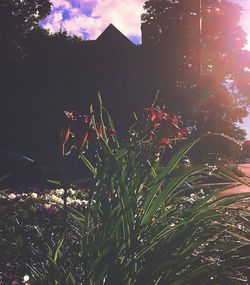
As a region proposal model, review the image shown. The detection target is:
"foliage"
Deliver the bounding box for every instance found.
[141,0,250,137]
[0,27,87,164]
[0,188,88,285]
[1,99,249,284]
[63,98,250,284]
[0,0,51,60]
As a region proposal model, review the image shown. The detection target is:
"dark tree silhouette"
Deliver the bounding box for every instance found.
[142,0,250,136]
[0,0,51,60]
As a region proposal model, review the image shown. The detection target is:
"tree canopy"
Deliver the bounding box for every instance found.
[142,0,250,136]
[0,0,51,60]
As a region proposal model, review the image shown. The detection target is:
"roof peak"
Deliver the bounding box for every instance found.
[96,23,135,46]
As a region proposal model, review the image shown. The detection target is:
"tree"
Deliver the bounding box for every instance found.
[0,0,51,60]
[141,0,250,137]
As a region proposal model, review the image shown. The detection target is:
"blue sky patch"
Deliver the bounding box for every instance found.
[62,10,70,20]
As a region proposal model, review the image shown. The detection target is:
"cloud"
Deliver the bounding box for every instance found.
[42,0,250,46]
[41,0,144,42]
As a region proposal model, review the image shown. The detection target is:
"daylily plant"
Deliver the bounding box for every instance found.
[60,110,116,155]
[142,107,188,147]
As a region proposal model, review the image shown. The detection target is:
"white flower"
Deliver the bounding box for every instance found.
[82,200,89,206]
[51,194,59,202]
[188,198,195,204]
[50,194,63,204]
[66,197,74,205]
[198,189,205,196]
[30,192,38,199]
[57,198,64,204]
[23,274,29,282]
[68,188,76,196]
[56,188,64,195]
[8,193,16,199]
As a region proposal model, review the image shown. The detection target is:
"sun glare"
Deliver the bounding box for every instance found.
[243,35,250,51]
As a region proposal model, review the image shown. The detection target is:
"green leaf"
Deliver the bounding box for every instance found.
[102,106,118,143]
[141,165,207,226]
[99,135,113,157]
[89,240,114,280]
[115,148,128,160]
[47,256,60,272]
[154,132,241,183]
[80,154,97,177]
[66,272,76,285]
[69,207,86,223]
[25,264,44,281]
[0,174,11,184]
[179,241,201,255]
[218,168,250,187]
[54,237,64,262]
[147,159,157,178]
[98,92,108,142]
[154,137,203,182]
[225,231,250,242]
[46,179,61,186]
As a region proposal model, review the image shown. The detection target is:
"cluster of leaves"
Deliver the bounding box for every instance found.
[1,98,250,284]
[0,195,77,285]
[142,0,250,137]
[0,0,51,60]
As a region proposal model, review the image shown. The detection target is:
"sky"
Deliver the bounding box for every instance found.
[41,0,144,44]
[41,0,250,138]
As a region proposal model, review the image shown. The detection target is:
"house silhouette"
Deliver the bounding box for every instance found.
[68,23,152,131]
[0,23,154,164]
[97,24,136,48]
